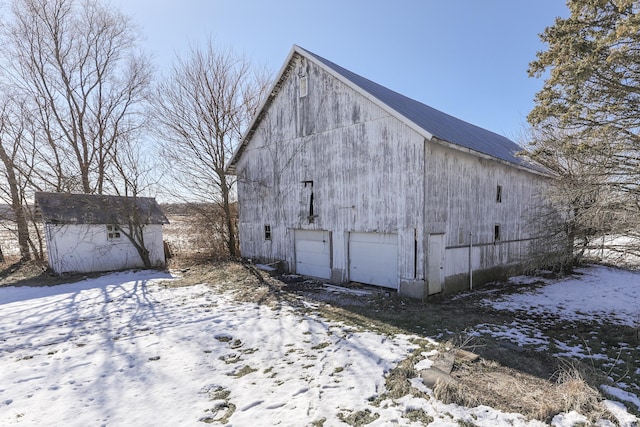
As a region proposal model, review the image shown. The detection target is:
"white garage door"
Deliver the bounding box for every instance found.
[349,232,398,288]
[294,230,331,279]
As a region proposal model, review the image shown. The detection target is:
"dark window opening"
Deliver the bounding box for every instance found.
[303,180,316,223]
[264,225,272,240]
[494,224,501,242]
[107,225,121,240]
[496,185,502,203]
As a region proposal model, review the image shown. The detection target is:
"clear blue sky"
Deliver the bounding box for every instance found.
[113,0,569,143]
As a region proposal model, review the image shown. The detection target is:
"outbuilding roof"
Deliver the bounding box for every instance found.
[229,45,541,173]
[35,192,169,225]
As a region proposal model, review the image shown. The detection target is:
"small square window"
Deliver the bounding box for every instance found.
[264,224,272,241]
[494,224,501,242]
[107,225,121,240]
[496,185,502,203]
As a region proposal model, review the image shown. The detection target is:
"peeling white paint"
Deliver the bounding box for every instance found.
[234,54,550,296]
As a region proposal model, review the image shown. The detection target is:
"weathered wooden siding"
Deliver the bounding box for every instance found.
[235,52,548,296]
[46,224,165,274]
[425,143,543,292]
[236,54,425,283]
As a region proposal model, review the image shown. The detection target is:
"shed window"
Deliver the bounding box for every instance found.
[494,224,501,242]
[264,224,272,241]
[107,225,121,240]
[299,76,308,98]
[496,185,502,203]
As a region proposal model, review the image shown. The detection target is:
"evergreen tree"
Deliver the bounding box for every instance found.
[527,0,640,263]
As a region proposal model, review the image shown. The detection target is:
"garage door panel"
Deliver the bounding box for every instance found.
[297,240,327,252]
[295,230,331,280]
[349,232,398,288]
[349,248,396,270]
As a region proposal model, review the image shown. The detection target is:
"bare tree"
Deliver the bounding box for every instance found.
[108,135,163,268]
[524,124,640,266]
[151,40,271,257]
[1,0,151,195]
[0,100,30,260]
[0,97,45,261]
[0,0,155,268]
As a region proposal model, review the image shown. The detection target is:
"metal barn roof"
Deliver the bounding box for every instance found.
[228,45,541,173]
[297,46,529,168]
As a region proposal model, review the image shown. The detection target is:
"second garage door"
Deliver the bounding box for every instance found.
[349,232,398,288]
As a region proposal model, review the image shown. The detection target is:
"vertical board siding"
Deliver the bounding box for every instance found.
[235,52,548,292]
[425,143,543,276]
[46,224,165,274]
[236,54,425,279]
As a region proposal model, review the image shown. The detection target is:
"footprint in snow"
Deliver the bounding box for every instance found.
[214,334,233,343]
[240,400,263,411]
[292,387,309,397]
[265,402,286,410]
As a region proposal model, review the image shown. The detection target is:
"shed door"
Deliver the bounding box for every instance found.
[294,230,331,279]
[427,234,445,294]
[349,232,398,289]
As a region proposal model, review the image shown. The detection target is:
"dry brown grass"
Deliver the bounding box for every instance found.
[432,348,611,423]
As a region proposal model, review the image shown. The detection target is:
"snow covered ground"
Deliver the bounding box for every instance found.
[473,265,640,422]
[0,266,639,426]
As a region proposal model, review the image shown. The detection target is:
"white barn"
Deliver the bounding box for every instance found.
[35,192,169,274]
[228,45,550,298]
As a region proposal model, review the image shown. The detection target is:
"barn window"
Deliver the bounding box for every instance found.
[496,185,502,203]
[303,180,315,223]
[299,76,308,98]
[264,224,272,241]
[494,224,501,242]
[107,225,121,240]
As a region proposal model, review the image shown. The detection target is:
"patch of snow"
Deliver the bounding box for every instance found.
[550,411,589,427]
[321,283,373,296]
[552,340,609,360]
[584,235,640,268]
[414,358,434,370]
[0,271,413,425]
[395,382,550,426]
[481,265,640,327]
[602,385,640,412]
[471,322,549,349]
[423,349,438,357]
[255,263,276,271]
[602,399,640,427]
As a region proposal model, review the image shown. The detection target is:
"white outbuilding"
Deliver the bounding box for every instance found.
[35,192,169,274]
[228,45,551,298]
